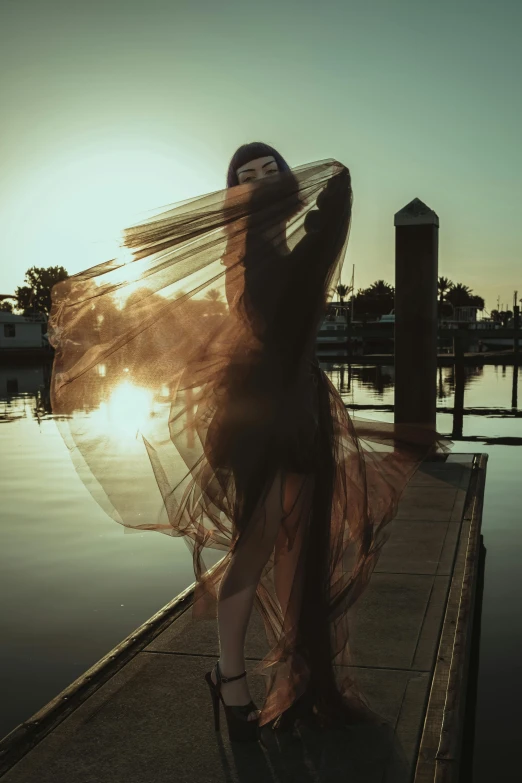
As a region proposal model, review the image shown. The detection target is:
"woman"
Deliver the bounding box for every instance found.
[204,143,354,740]
[48,142,451,744]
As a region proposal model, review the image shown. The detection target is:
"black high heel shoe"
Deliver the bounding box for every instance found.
[204,661,260,743]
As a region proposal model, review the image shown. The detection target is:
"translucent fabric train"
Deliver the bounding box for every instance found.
[47,160,452,729]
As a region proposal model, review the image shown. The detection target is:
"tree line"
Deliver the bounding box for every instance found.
[335,278,512,324]
[0,265,511,325]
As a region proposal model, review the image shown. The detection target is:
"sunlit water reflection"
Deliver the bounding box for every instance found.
[1,359,521,779]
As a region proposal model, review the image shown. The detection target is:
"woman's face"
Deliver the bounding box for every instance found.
[236,155,279,184]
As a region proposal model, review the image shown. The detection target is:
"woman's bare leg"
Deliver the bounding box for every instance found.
[213,470,305,720]
[274,473,313,623]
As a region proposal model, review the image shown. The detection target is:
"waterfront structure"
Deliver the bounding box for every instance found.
[0,312,47,350]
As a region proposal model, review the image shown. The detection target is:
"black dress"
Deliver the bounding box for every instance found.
[48,160,452,730]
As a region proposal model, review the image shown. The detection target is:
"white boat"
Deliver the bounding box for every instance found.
[316,314,348,345]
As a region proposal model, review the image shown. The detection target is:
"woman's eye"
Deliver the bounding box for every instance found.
[240,171,276,182]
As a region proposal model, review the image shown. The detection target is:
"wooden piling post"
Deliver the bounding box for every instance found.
[345,305,352,360]
[513,304,520,359]
[394,198,439,429]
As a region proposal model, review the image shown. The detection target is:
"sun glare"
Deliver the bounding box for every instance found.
[88,380,154,442]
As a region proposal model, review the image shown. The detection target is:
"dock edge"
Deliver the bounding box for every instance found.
[414,453,488,782]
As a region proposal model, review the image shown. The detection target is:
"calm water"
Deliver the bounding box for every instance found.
[1,359,521,779]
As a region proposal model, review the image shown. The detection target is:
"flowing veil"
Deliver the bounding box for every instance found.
[47,159,452,728]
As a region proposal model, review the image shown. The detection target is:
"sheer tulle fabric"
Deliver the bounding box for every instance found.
[48,160,452,728]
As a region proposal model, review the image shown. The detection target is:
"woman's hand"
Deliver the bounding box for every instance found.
[303,168,351,234]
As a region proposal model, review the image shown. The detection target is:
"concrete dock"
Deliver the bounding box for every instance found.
[0,453,487,783]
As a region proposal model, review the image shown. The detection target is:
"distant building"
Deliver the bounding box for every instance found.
[0,311,47,349]
[453,306,478,323]
[438,305,480,327]
[0,365,47,397]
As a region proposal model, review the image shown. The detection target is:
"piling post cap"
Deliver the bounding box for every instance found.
[394,198,439,227]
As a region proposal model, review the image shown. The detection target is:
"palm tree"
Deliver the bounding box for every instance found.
[335,283,350,303]
[445,283,473,308]
[367,280,394,298]
[205,288,222,302]
[437,276,453,306]
[353,280,394,319]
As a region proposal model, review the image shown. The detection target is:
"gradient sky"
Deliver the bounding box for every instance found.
[1,0,521,313]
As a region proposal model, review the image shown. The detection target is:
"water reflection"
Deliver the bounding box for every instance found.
[1,357,521,779]
[2,357,521,446]
[324,359,522,443]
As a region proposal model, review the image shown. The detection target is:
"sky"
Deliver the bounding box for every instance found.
[1,0,521,314]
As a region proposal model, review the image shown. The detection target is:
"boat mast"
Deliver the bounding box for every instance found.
[350,264,355,321]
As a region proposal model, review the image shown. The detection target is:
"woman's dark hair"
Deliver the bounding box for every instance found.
[226,142,291,188]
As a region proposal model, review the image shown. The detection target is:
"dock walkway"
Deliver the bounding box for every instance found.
[0,453,487,783]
